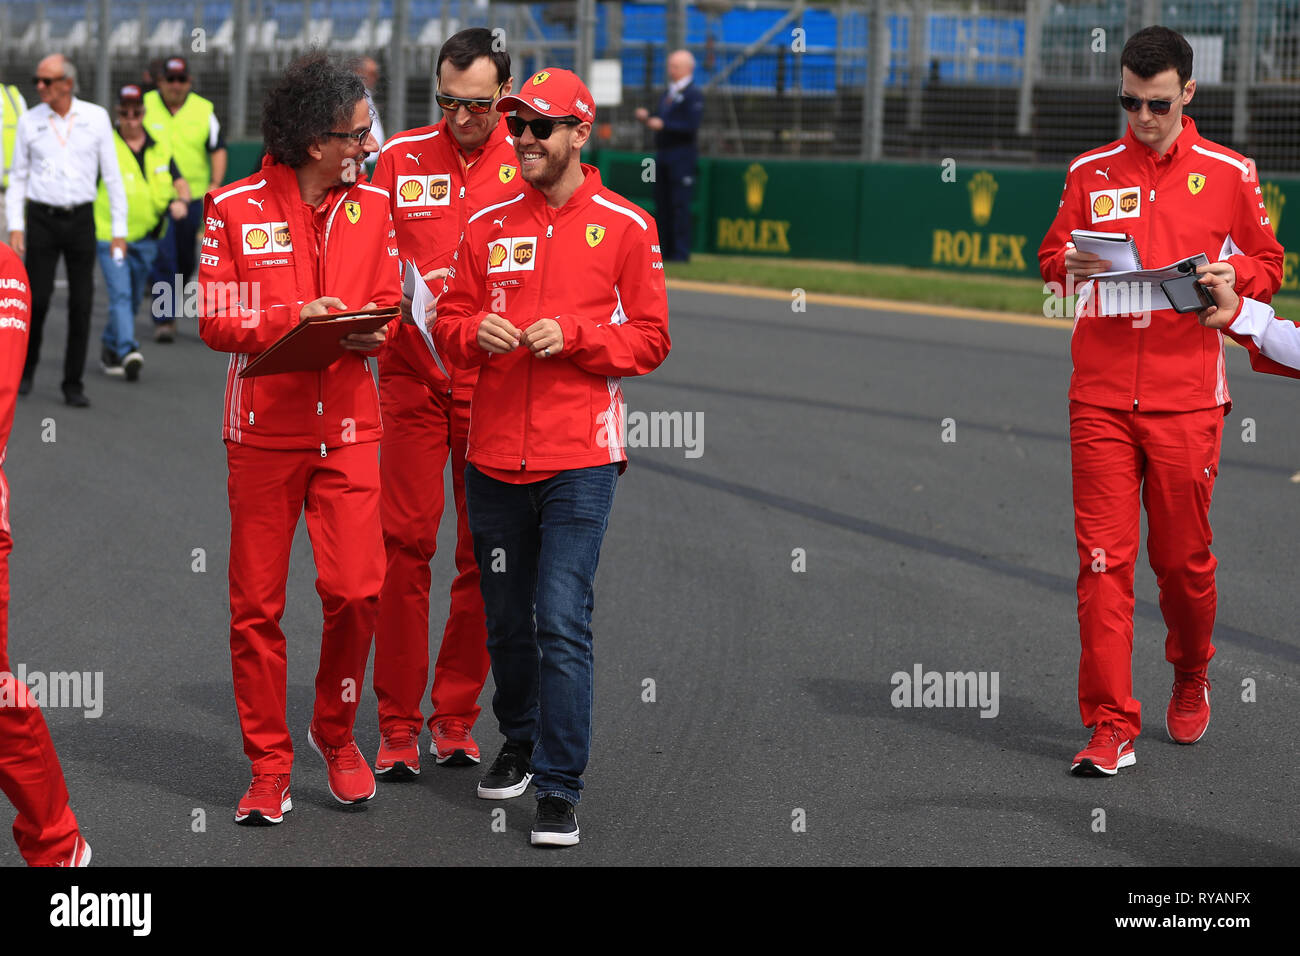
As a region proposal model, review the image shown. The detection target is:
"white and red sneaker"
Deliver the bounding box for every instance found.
[1166,670,1211,744]
[56,835,92,866]
[235,773,292,825]
[430,718,481,766]
[375,725,421,780]
[1070,722,1136,776]
[308,724,376,805]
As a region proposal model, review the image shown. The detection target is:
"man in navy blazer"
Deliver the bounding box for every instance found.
[636,49,704,261]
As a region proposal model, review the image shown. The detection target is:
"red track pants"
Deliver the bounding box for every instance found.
[226,441,384,774]
[0,529,81,865]
[374,368,489,733]
[1070,401,1222,739]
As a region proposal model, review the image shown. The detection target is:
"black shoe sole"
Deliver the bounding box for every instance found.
[477,771,533,799]
[376,761,420,781]
[436,749,480,767]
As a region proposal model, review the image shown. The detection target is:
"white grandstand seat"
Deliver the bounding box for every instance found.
[145,19,185,54]
[415,18,460,48]
[107,20,142,55]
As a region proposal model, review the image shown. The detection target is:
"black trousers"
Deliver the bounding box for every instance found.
[24,202,96,392]
[653,148,696,261]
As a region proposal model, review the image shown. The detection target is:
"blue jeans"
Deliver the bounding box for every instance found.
[465,463,619,806]
[97,238,157,359]
[147,198,202,323]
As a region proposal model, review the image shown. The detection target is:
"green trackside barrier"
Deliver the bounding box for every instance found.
[591,148,711,254]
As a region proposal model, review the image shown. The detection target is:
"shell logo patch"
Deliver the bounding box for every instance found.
[244,227,269,251]
[1188,172,1207,195]
[243,221,292,256]
[499,164,517,184]
[345,201,361,224]
[586,224,606,247]
[532,72,550,86]
[1088,188,1140,223]
[399,179,424,203]
[1093,195,1114,217]
[487,236,538,275]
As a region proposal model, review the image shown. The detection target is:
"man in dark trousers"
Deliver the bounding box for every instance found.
[636,49,703,261]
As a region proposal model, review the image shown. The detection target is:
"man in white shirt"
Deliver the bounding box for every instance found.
[6,55,127,406]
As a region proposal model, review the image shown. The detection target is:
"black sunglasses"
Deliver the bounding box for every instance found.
[322,125,373,147]
[1117,81,1188,115]
[34,75,66,86]
[436,81,504,114]
[163,74,189,83]
[505,115,581,139]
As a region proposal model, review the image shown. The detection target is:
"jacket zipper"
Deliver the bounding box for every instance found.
[317,192,336,458]
[521,219,555,469]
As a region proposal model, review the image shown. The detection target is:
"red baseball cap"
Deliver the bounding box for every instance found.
[164,57,188,77]
[495,68,595,124]
[118,84,144,105]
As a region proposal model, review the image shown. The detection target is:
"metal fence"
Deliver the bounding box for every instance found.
[1,0,1299,171]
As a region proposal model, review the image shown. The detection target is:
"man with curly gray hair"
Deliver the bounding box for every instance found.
[197,53,402,826]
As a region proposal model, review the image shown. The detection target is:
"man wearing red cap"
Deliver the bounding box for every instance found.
[145,55,227,342]
[0,241,91,865]
[93,85,190,381]
[367,28,520,780]
[435,67,670,847]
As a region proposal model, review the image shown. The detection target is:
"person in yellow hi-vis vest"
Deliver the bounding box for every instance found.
[94,85,190,381]
[143,55,226,342]
[0,82,28,236]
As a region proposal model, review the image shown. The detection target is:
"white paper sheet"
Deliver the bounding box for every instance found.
[403,259,448,376]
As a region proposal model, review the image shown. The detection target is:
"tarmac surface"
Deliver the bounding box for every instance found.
[1,275,1297,867]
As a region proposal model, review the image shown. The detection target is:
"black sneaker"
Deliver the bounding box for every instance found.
[101,347,124,377]
[530,796,579,847]
[476,741,533,799]
[122,350,144,382]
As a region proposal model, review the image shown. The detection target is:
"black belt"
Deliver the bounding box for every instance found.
[27,200,92,218]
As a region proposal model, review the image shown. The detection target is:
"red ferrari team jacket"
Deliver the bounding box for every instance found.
[198,156,402,453]
[0,245,30,539]
[1038,116,1285,412]
[434,164,671,473]
[370,117,520,400]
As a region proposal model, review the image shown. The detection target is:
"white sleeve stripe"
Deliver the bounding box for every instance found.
[356,183,389,197]
[1217,233,1243,260]
[213,179,266,204]
[1191,144,1250,175]
[378,129,440,154]
[1068,143,1127,174]
[592,193,648,230]
[468,193,526,223]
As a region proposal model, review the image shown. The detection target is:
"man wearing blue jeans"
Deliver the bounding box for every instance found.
[93,85,188,381]
[434,68,671,846]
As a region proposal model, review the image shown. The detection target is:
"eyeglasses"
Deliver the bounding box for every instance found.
[436,81,504,114]
[1117,82,1189,115]
[322,126,373,147]
[163,74,189,84]
[34,75,66,87]
[505,115,581,139]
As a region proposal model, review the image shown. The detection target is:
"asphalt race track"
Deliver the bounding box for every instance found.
[1,276,1297,867]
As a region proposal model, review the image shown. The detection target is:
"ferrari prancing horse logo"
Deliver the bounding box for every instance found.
[499,164,517,184]
[345,200,361,224]
[1187,173,1207,195]
[586,224,606,247]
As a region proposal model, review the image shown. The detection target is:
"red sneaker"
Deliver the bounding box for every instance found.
[1166,670,1211,744]
[375,725,421,780]
[430,718,481,766]
[307,725,376,805]
[235,773,292,825]
[1070,722,1136,776]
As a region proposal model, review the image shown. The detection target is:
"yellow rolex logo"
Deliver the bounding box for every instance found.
[345,201,361,224]
[1187,173,1207,195]
[1262,182,1285,234]
[744,163,768,214]
[968,171,998,226]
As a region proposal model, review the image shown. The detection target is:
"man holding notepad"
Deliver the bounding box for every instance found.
[1037,26,1283,776]
[197,53,401,824]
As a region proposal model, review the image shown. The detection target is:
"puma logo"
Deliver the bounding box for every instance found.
[247,197,266,212]
[1095,168,1110,181]
[493,215,508,229]
[406,152,422,165]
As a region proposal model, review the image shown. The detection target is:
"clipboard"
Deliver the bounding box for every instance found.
[239,306,400,378]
